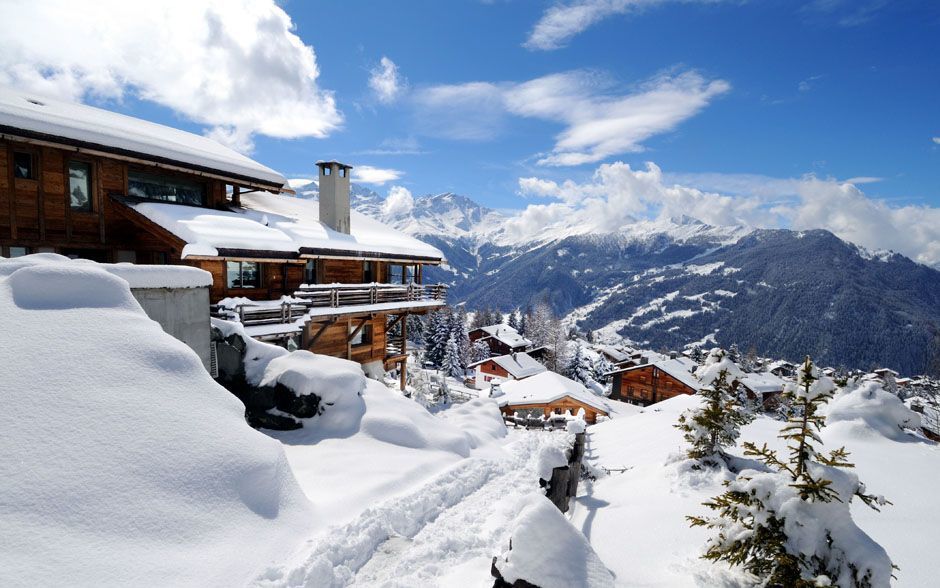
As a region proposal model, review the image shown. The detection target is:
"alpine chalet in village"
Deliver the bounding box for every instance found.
[0,87,446,387]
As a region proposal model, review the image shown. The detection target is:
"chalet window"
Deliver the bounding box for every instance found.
[13,152,35,179]
[226,261,261,289]
[128,170,206,206]
[304,260,318,285]
[350,323,372,347]
[363,261,375,283]
[387,263,417,284]
[323,166,331,176]
[116,250,137,263]
[8,246,30,257]
[68,161,93,211]
[153,251,168,264]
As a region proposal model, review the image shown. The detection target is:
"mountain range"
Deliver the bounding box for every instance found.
[290,180,940,375]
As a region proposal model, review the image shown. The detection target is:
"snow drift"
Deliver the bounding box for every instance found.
[0,256,314,586]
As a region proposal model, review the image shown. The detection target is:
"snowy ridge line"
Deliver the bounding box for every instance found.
[255,456,506,587]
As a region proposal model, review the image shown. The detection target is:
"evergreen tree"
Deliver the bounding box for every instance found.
[469,340,491,364]
[406,314,425,344]
[518,312,528,336]
[442,335,464,379]
[507,309,520,332]
[728,343,741,364]
[689,357,894,587]
[690,345,705,365]
[450,305,471,369]
[493,308,504,325]
[424,308,452,368]
[592,355,614,386]
[564,344,592,386]
[675,349,753,468]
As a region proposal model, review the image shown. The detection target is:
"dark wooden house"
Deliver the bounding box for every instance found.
[608,357,701,406]
[468,324,532,357]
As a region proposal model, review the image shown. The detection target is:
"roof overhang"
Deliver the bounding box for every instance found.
[0,126,284,192]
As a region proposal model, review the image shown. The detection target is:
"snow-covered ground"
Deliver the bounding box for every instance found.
[572,394,939,587]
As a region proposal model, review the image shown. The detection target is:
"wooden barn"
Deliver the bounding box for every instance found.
[468,351,546,390]
[468,324,532,357]
[497,371,610,424]
[0,87,446,386]
[607,356,701,406]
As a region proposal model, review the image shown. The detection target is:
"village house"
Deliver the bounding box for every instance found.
[737,372,787,408]
[607,355,701,406]
[468,351,546,390]
[0,87,447,387]
[468,324,532,357]
[497,371,610,424]
[767,360,797,378]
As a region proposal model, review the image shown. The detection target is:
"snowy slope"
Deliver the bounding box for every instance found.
[0,256,314,586]
[572,394,939,587]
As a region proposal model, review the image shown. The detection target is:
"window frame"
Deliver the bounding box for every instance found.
[67,159,94,213]
[304,259,318,285]
[127,168,208,207]
[350,322,373,347]
[226,260,262,289]
[12,151,36,180]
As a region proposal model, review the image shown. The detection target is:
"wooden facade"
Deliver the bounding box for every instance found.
[610,364,698,406]
[1,137,442,385]
[468,329,528,357]
[499,396,607,424]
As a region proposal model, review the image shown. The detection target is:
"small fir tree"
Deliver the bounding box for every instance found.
[690,345,705,365]
[564,344,593,386]
[727,343,741,364]
[469,340,491,364]
[450,305,471,369]
[507,309,520,332]
[675,349,753,468]
[689,356,894,587]
[441,335,464,379]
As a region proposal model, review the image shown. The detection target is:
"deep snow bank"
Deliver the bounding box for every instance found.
[0,256,314,586]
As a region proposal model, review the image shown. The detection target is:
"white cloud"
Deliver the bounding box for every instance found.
[514,162,940,267]
[382,186,415,217]
[524,0,725,51]
[933,137,940,145]
[0,0,342,154]
[415,69,729,165]
[369,56,406,104]
[351,165,403,185]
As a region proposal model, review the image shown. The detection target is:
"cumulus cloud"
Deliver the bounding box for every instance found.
[369,56,406,104]
[0,0,342,153]
[513,162,940,267]
[933,137,940,145]
[351,165,403,185]
[382,186,415,217]
[414,69,729,165]
[524,0,726,51]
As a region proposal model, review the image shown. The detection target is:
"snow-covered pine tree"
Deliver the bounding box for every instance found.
[450,305,471,369]
[592,354,614,386]
[675,349,753,468]
[493,308,504,325]
[518,312,527,336]
[469,340,490,364]
[727,343,741,364]
[441,335,464,379]
[424,308,452,368]
[406,314,424,344]
[564,344,593,386]
[507,309,520,332]
[690,345,705,365]
[689,356,894,587]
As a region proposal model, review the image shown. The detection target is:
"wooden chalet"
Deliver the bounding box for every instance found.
[468,351,546,390]
[737,372,787,409]
[497,371,610,424]
[0,87,447,387]
[608,356,701,406]
[468,324,532,357]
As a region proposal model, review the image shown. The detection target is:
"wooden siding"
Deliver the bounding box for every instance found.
[302,315,387,364]
[611,365,697,406]
[478,360,509,378]
[499,397,607,424]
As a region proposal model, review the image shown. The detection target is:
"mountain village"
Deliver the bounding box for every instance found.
[3,2,940,586]
[2,82,939,588]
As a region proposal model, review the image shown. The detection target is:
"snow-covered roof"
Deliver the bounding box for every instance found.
[596,345,631,363]
[0,252,211,288]
[498,371,609,414]
[0,86,286,189]
[470,352,547,379]
[123,191,445,261]
[738,372,787,395]
[767,360,796,371]
[612,357,701,392]
[474,324,532,349]
[873,368,900,377]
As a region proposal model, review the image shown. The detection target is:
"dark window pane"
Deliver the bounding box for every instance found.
[69,161,92,211]
[241,262,259,288]
[363,261,374,283]
[304,260,317,284]
[226,261,241,288]
[9,246,30,257]
[128,171,206,206]
[13,152,33,179]
[153,252,168,265]
[389,264,403,284]
[226,261,260,288]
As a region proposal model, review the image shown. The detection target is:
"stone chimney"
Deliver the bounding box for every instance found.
[316,160,352,234]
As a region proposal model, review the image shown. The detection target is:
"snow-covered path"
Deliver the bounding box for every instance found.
[256,430,560,587]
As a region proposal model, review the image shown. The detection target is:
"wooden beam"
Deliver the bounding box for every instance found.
[347,318,367,342]
[385,313,405,332]
[306,318,335,349]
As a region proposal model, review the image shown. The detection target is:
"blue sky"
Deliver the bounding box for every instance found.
[2,0,940,263]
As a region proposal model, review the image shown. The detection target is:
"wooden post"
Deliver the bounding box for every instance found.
[232,185,241,207]
[399,357,407,391]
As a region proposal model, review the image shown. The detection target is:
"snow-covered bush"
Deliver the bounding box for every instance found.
[675,349,753,468]
[690,357,894,587]
[825,379,921,440]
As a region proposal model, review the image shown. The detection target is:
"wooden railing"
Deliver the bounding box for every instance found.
[212,282,448,327]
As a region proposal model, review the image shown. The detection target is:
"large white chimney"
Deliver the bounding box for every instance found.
[316,160,352,234]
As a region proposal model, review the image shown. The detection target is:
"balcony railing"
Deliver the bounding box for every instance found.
[212,282,448,327]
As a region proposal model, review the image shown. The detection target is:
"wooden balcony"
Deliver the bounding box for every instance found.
[212,282,448,327]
